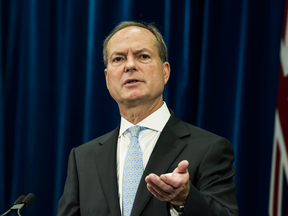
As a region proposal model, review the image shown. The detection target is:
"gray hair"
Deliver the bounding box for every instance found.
[103,21,167,67]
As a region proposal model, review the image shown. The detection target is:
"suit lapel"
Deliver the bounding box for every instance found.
[94,126,121,216]
[131,112,190,216]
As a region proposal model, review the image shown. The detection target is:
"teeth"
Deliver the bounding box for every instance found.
[129,80,137,83]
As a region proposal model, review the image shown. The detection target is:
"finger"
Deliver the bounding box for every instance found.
[159,174,183,189]
[146,174,175,192]
[159,164,190,188]
[146,184,166,201]
[176,160,189,173]
[147,180,178,202]
[147,181,168,197]
[145,173,157,183]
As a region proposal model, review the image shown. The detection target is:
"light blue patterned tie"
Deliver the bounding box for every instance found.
[122,126,147,216]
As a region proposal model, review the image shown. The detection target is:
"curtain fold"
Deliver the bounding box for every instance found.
[231,0,248,175]
[0,0,286,215]
[0,0,5,212]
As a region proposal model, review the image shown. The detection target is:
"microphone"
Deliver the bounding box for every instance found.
[0,195,25,216]
[21,193,35,207]
[1,193,35,216]
[13,195,26,205]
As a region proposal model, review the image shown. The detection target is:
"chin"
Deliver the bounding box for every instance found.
[126,92,146,100]
[123,95,147,104]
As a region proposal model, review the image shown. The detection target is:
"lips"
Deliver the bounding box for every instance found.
[124,79,141,85]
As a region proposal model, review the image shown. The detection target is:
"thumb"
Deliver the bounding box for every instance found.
[175,160,189,174]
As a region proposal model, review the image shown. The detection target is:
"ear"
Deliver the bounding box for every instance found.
[162,62,170,84]
[104,68,109,89]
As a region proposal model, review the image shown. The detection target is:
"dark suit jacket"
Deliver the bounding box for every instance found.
[57,110,238,216]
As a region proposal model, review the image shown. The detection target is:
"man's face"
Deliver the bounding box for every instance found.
[105,26,170,108]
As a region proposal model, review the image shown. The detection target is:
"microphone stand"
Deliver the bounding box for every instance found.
[1,203,25,216]
[1,193,35,216]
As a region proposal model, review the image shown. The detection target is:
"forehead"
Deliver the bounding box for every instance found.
[107,26,157,54]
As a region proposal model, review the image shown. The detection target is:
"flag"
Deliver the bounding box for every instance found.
[269,1,288,215]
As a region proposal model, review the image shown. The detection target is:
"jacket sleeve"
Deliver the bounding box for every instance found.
[182,138,238,216]
[57,148,80,216]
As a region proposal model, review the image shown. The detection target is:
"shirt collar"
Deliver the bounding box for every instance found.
[119,102,171,137]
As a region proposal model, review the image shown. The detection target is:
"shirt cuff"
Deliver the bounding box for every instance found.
[170,203,182,216]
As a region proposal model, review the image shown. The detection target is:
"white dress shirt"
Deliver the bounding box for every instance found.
[117,102,180,216]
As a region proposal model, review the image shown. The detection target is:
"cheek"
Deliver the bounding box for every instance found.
[107,69,120,83]
[153,68,165,83]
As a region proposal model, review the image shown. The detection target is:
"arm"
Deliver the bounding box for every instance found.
[146,138,238,216]
[57,148,80,216]
[183,138,238,215]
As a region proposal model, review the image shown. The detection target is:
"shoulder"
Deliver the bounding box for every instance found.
[74,126,120,153]
[184,121,227,142]
[167,110,232,149]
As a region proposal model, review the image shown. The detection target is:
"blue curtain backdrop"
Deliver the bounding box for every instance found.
[0,0,286,215]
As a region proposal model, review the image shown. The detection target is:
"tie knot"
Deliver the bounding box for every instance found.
[127,126,147,138]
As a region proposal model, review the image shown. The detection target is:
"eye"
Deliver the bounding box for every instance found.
[140,54,149,59]
[113,57,123,62]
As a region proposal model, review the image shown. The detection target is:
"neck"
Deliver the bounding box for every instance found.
[118,98,164,125]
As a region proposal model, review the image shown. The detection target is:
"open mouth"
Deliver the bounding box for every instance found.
[125,79,140,85]
[128,80,138,84]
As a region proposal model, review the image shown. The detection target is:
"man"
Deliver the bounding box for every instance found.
[57,21,238,216]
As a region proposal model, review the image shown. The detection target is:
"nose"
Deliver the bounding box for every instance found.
[124,56,137,73]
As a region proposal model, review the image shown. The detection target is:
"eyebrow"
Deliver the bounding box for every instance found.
[133,48,153,55]
[110,51,126,57]
[110,48,153,58]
